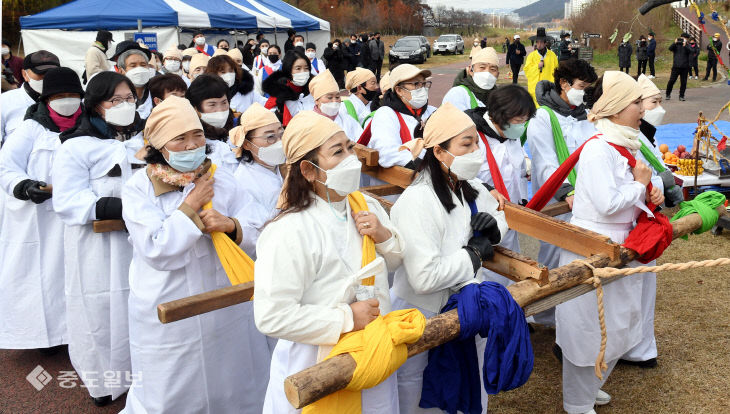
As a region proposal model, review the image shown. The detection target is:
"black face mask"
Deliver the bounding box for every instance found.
[363,88,379,102]
[221,47,229,51]
[268,54,279,63]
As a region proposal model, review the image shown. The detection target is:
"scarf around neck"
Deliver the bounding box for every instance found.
[535,80,588,120]
[594,118,641,154]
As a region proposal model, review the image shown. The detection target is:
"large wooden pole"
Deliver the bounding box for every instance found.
[283,206,727,409]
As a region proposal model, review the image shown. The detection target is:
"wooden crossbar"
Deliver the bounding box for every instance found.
[157,282,255,324]
[360,184,404,197]
[93,219,126,233]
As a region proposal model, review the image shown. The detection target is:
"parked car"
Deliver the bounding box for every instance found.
[433,34,464,55]
[403,35,431,59]
[389,37,428,64]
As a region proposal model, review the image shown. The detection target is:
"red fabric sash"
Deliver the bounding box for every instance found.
[478,131,511,202]
[196,46,210,56]
[265,82,304,127]
[357,109,411,146]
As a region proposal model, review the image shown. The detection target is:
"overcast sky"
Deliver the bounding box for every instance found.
[423,0,538,12]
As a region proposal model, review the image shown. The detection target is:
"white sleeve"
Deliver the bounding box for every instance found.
[253,221,354,345]
[391,191,476,295]
[0,121,35,194]
[527,109,568,187]
[368,198,405,271]
[51,143,100,225]
[441,87,470,111]
[578,141,646,216]
[121,174,204,271]
[369,108,417,168]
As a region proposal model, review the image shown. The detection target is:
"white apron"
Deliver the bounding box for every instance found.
[121,166,269,414]
[0,121,66,348]
[52,135,134,399]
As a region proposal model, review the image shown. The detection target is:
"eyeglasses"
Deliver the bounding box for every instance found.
[249,130,284,144]
[107,95,136,106]
[399,81,432,89]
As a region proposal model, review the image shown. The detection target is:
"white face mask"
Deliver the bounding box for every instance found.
[405,87,428,109]
[295,41,304,47]
[292,71,310,86]
[472,71,497,90]
[319,101,341,117]
[313,154,362,196]
[251,140,286,166]
[332,44,339,50]
[444,148,484,181]
[305,51,316,60]
[104,101,137,126]
[566,87,585,106]
[195,37,206,46]
[473,42,479,47]
[125,66,152,87]
[502,121,527,140]
[200,110,228,128]
[182,61,191,73]
[260,47,269,55]
[49,97,81,117]
[220,72,236,87]
[164,60,181,72]
[27,77,44,94]
[643,105,666,126]
[1,47,9,55]
[149,67,158,78]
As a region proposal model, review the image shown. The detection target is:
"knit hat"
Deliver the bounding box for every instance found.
[39,67,84,101]
[96,30,114,43]
[345,67,376,90]
[23,50,60,74]
[144,95,203,149]
[588,71,642,122]
[471,47,499,66]
[163,47,183,60]
[305,42,316,50]
[308,70,340,101]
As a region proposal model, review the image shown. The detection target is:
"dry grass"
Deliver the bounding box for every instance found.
[492,227,730,413]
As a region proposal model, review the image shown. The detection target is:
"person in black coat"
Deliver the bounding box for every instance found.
[688,38,700,79]
[647,32,657,77]
[322,40,346,89]
[559,33,574,61]
[618,40,632,73]
[506,35,527,84]
[359,34,372,70]
[636,36,648,76]
[666,35,692,101]
[704,33,723,81]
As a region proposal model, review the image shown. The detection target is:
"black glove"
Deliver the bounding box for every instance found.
[95,197,123,220]
[13,179,52,204]
[464,236,496,272]
[470,212,501,244]
[663,185,685,208]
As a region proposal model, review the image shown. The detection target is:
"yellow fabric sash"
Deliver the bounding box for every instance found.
[202,164,255,285]
[302,191,426,413]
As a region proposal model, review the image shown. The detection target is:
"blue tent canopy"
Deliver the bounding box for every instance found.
[19,0,178,30]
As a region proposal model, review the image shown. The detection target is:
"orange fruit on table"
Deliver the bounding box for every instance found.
[659,144,669,153]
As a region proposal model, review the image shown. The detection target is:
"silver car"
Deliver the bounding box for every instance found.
[433,34,464,55]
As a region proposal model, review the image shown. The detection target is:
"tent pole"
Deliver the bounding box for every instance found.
[177,27,182,46]
[137,19,143,32]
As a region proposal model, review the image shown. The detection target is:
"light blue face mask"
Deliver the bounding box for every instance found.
[502,121,527,140]
[166,146,207,172]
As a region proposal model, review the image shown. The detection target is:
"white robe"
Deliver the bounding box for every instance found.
[136,93,153,120]
[0,119,66,348]
[340,96,373,125]
[284,94,315,120]
[526,107,598,269]
[233,161,283,259]
[332,111,364,142]
[0,86,35,144]
[120,164,270,414]
[51,134,134,399]
[368,105,436,168]
[254,194,405,414]
[390,173,508,414]
[557,137,648,367]
[230,90,268,115]
[206,138,239,173]
[441,85,487,111]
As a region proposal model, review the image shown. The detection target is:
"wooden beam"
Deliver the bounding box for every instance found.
[157,282,254,324]
[361,164,414,188]
[540,201,571,217]
[360,184,404,197]
[503,202,621,261]
[485,246,549,286]
[354,144,379,167]
[93,219,126,233]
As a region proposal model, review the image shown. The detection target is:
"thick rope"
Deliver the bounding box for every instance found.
[574,257,730,380]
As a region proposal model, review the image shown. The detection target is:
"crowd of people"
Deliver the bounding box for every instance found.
[0,24,687,414]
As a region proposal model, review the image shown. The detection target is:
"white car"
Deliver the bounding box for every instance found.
[433,34,464,55]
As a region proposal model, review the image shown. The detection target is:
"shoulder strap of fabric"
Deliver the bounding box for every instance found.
[478,131,511,202]
[394,111,412,144]
[638,142,666,173]
[459,85,478,109]
[467,199,483,238]
[343,99,359,123]
[347,191,376,286]
[357,119,372,145]
[361,110,376,128]
[525,135,600,211]
[541,105,577,187]
[606,142,656,211]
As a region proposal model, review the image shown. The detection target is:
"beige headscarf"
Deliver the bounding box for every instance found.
[587,71,642,122]
[345,67,376,90]
[400,102,475,158]
[379,71,391,93]
[229,103,280,157]
[637,74,661,99]
[227,47,243,64]
[212,48,228,57]
[163,47,183,60]
[471,47,499,66]
[144,95,203,149]
[189,54,210,75]
[182,47,199,57]
[308,69,340,101]
[277,111,344,208]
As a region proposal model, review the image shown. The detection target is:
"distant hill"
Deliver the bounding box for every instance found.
[514,0,565,21]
